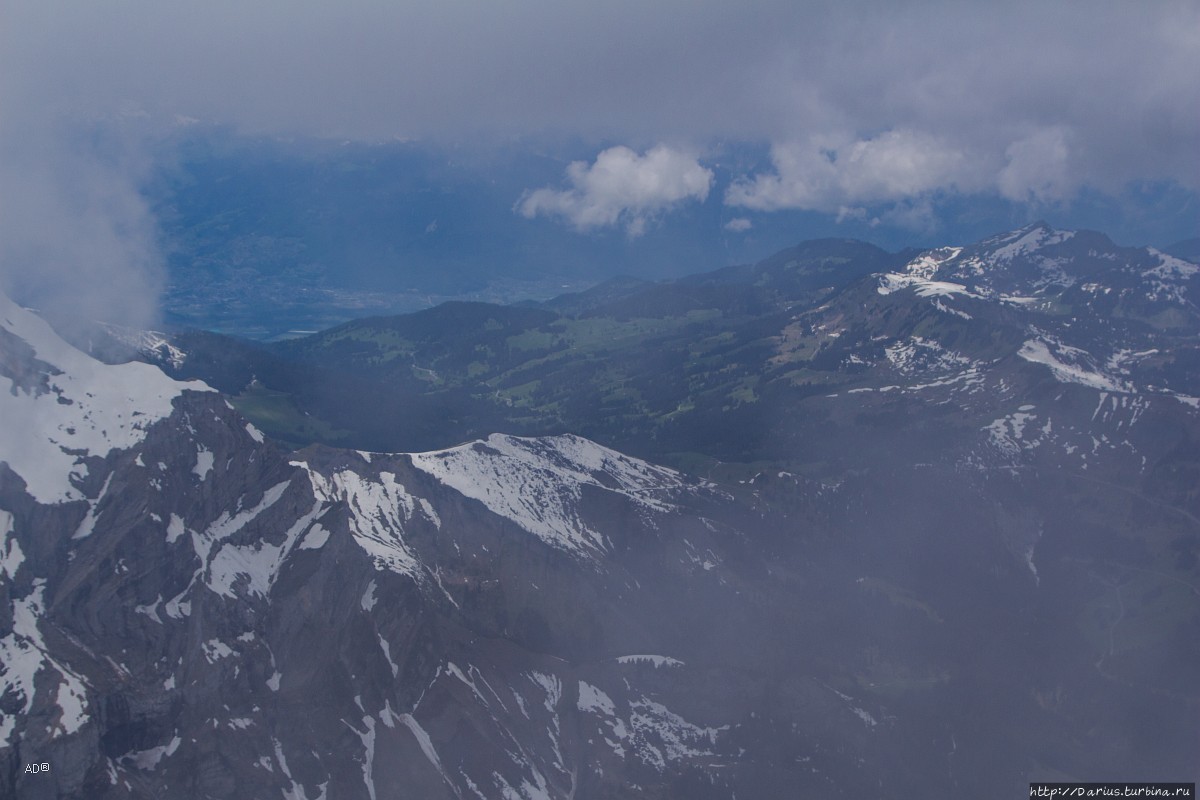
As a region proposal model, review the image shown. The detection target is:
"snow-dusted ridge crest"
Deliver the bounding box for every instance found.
[408,433,690,555]
[978,222,1076,261]
[410,434,691,554]
[875,222,1197,313]
[293,432,696,565]
[0,292,212,503]
[0,288,700,573]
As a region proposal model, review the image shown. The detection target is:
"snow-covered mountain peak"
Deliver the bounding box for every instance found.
[877,224,1082,303]
[873,224,1199,320]
[0,291,212,503]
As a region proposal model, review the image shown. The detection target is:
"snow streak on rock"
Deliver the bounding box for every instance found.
[877,247,981,302]
[302,468,424,576]
[1018,336,1128,392]
[983,225,1075,262]
[0,581,90,744]
[208,498,324,598]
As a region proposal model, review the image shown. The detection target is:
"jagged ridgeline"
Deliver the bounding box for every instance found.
[3,224,1200,798]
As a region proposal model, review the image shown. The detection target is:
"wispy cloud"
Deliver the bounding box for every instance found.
[0,119,165,333]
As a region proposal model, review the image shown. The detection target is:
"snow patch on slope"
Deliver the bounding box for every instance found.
[577,681,628,757]
[124,734,182,770]
[395,712,449,781]
[877,247,986,307]
[0,580,90,743]
[410,434,685,557]
[984,408,1041,458]
[0,510,22,579]
[628,698,722,770]
[574,678,723,770]
[885,337,973,376]
[302,468,428,576]
[985,225,1075,262]
[208,498,324,598]
[877,273,976,299]
[1018,336,1128,392]
[193,448,214,480]
[1143,249,1198,303]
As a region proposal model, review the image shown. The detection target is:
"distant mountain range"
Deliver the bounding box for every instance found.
[3,223,1199,798]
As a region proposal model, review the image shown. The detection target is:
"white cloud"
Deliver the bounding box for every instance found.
[725,130,982,213]
[724,217,753,232]
[518,145,713,236]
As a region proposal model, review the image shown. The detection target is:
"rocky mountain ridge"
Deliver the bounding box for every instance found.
[0,293,816,798]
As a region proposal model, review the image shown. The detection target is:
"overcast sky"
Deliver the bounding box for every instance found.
[1,0,1197,322]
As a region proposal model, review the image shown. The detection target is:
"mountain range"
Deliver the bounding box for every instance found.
[3,223,1199,798]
